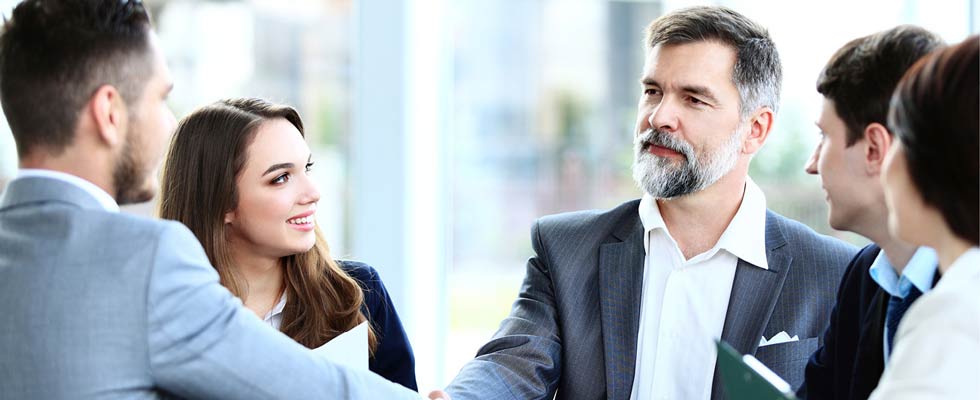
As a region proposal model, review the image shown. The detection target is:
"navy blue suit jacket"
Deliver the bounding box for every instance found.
[799,244,886,400]
[799,244,942,400]
[340,261,419,391]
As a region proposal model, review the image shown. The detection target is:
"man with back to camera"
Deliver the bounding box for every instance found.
[0,1,439,398]
[797,25,944,400]
[435,6,856,400]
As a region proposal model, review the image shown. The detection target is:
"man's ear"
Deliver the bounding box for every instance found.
[87,84,127,148]
[742,107,774,155]
[864,122,893,176]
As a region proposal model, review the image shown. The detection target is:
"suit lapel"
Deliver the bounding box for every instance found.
[598,216,645,400]
[711,210,793,399]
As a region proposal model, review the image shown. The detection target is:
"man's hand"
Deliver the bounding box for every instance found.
[428,389,451,400]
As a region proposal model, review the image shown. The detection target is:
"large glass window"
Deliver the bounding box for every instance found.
[0,0,974,390]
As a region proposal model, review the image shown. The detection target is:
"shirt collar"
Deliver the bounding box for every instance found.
[869,246,938,298]
[937,247,980,289]
[263,291,288,322]
[638,177,769,269]
[14,169,119,212]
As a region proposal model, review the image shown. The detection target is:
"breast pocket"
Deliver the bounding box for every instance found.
[753,337,819,390]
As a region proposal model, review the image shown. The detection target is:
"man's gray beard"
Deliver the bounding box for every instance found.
[631,126,743,199]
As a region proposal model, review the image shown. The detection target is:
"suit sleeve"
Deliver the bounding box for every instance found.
[445,220,562,400]
[145,223,421,399]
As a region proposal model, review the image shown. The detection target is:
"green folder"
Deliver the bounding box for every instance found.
[715,339,798,400]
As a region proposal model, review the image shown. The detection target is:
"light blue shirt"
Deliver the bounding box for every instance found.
[869,246,938,362]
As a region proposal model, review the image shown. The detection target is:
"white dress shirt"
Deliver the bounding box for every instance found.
[629,179,769,400]
[262,292,288,330]
[14,169,119,212]
[870,247,980,400]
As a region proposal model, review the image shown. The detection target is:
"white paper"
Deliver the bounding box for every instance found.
[312,321,369,371]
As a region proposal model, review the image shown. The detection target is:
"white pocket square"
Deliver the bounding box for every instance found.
[759,331,799,347]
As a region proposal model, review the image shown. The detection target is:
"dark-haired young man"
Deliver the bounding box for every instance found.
[798,25,944,400]
[0,1,428,398]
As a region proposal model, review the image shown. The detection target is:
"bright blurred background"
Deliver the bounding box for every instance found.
[0,0,975,391]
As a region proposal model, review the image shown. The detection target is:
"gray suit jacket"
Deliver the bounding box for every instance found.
[447,199,855,400]
[0,177,420,399]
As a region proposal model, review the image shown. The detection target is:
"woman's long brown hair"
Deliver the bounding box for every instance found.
[158,98,377,351]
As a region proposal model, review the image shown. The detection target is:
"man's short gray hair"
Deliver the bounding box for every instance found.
[645,6,782,118]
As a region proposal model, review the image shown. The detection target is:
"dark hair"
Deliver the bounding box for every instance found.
[645,6,782,117]
[888,37,979,245]
[159,98,378,351]
[0,0,153,157]
[817,25,944,146]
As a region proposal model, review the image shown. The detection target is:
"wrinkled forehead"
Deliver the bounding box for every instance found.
[642,41,738,95]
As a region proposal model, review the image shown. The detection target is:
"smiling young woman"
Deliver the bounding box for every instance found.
[158,98,418,390]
